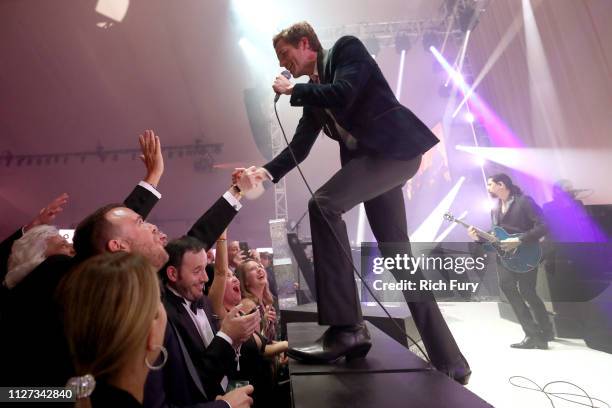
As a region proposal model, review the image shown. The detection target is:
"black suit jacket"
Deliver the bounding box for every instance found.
[186,196,239,250]
[144,320,227,408]
[492,194,547,243]
[144,194,239,407]
[162,289,235,399]
[0,184,158,387]
[264,35,439,181]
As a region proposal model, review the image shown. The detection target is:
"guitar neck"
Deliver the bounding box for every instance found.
[452,219,498,242]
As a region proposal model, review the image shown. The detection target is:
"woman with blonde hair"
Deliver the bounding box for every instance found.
[209,234,286,356]
[59,252,167,407]
[235,260,278,341]
[209,233,288,407]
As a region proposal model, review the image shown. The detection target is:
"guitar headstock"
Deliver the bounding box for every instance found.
[443,212,455,222]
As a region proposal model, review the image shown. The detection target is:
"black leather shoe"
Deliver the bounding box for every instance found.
[510,336,548,349]
[542,329,555,342]
[287,323,372,363]
[439,356,472,385]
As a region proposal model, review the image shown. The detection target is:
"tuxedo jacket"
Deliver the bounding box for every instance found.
[186,195,239,250]
[144,320,227,408]
[162,289,235,399]
[491,194,547,243]
[264,35,439,181]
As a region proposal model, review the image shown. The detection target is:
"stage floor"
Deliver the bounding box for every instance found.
[436,301,612,408]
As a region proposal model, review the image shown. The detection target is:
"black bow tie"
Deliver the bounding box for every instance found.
[187,297,204,314]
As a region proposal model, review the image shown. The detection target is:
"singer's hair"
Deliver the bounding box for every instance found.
[273,21,322,52]
[489,173,522,196]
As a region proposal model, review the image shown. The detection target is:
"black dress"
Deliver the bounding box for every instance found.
[90,382,142,408]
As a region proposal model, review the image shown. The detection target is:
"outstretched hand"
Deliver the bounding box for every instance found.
[140,129,164,188]
[24,193,69,232]
[233,166,268,200]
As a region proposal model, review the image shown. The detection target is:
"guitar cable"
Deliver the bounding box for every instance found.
[272,100,433,366]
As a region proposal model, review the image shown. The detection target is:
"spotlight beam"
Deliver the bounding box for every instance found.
[455,146,612,188]
[410,177,465,242]
[445,29,471,88]
[395,50,406,101]
[452,13,524,117]
[439,0,460,55]
[356,204,367,246]
[430,46,525,148]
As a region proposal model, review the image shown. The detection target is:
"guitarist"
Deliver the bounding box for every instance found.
[468,173,553,349]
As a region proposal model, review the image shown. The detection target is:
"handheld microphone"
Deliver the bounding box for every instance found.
[274,70,292,103]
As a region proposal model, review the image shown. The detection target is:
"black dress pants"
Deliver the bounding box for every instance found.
[308,153,467,369]
[498,262,553,338]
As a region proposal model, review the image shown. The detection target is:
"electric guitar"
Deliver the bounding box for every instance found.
[443,212,542,273]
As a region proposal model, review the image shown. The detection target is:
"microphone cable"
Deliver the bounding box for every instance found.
[272,99,433,366]
[509,376,610,408]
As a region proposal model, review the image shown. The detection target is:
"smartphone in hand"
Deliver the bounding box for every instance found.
[239,241,250,259]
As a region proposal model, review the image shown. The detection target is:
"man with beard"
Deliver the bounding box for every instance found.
[162,236,260,398]
[468,173,552,349]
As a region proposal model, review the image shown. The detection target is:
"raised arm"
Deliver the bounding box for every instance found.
[208,230,230,319]
[123,129,164,218]
[1,193,69,283]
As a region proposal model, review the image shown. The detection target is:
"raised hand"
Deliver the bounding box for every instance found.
[24,193,69,232]
[140,129,164,188]
[232,168,245,186]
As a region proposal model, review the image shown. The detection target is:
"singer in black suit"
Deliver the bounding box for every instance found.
[246,22,470,383]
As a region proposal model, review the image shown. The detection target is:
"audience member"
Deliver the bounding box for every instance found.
[161,235,260,398]
[4,225,74,289]
[236,260,278,341]
[0,130,164,386]
[1,192,69,288]
[59,252,166,407]
[209,232,289,407]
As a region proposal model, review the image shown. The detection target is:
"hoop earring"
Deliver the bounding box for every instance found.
[145,345,168,371]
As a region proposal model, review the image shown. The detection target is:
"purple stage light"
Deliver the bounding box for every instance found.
[429,46,525,148]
